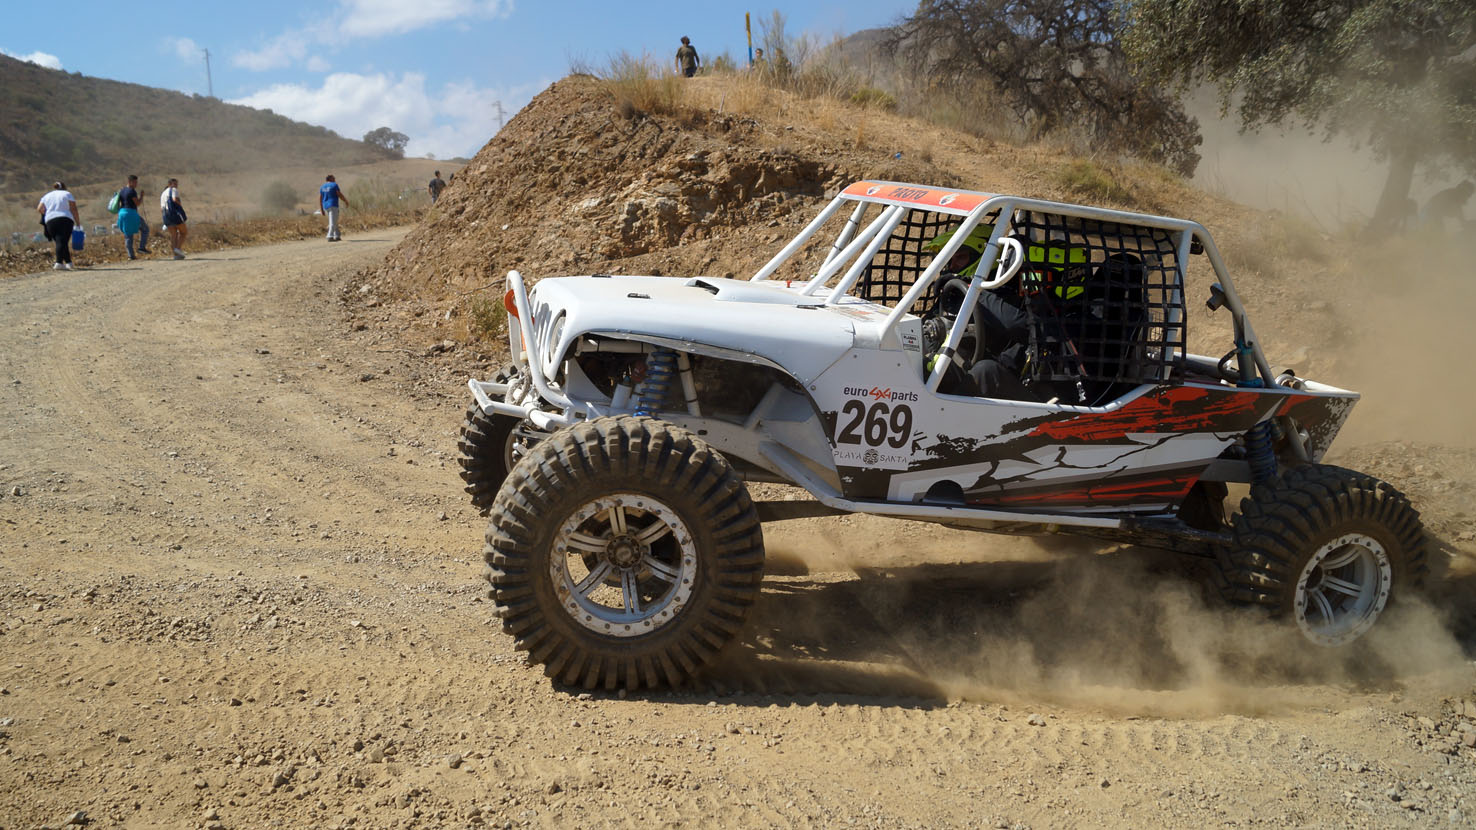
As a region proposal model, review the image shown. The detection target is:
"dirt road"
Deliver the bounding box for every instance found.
[1,234,1473,829]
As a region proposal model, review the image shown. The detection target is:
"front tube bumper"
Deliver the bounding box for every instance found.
[468,378,574,431]
[470,270,578,432]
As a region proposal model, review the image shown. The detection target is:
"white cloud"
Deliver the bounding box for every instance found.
[231,0,511,72]
[232,31,312,71]
[232,72,433,139]
[336,0,512,38]
[166,37,199,62]
[229,71,542,159]
[1,48,62,70]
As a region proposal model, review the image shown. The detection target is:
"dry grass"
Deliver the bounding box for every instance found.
[1053,159,1136,205]
[465,291,508,341]
[584,52,686,116]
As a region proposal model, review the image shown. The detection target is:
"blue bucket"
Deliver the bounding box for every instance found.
[71,228,85,251]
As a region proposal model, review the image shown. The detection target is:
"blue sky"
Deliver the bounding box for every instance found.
[2,1,910,160]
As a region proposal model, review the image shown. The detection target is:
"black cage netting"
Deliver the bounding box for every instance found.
[851,209,974,309]
[850,207,1185,390]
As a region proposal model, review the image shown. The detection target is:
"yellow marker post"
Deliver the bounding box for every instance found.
[746,13,753,65]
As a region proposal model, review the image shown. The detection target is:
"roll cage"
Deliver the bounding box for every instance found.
[749,180,1281,397]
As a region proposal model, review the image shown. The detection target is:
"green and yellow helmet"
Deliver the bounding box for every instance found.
[923,224,995,276]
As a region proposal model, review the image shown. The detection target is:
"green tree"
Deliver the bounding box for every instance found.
[363,126,409,157]
[1124,0,1476,228]
[887,0,1202,175]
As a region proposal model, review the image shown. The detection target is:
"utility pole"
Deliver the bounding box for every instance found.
[494,100,504,133]
[203,48,213,98]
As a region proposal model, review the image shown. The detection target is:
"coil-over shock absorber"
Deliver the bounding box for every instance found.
[633,349,677,417]
[1233,339,1278,484]
[1244,420,1277,484]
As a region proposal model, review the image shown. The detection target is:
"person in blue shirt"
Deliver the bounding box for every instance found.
[116,175,151,260]
[320,174,350,241]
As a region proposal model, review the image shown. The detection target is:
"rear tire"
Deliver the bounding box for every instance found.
[486,416,765,690]
[457,363,538,514]
[1217,464,1426,646]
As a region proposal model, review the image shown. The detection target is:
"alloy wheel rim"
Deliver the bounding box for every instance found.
[550,494,697,638]
[1293,532,1391,646]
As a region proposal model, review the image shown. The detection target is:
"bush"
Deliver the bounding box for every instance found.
[260,180,299,214]
[467,292,507,341]
[1053,160,1133,205]
[850,87,897,111]
[595,52,684,116]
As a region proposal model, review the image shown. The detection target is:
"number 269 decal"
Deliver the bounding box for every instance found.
[837,400,913,448]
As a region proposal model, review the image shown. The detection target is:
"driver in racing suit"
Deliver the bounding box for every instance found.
[924,227,1034,399]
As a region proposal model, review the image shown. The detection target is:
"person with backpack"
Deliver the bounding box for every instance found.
[112,175,151,259]
[160,177,187,259]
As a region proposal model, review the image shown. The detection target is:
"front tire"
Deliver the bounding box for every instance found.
[486,416,765,690]
[1217,464,1427,646]
[457,363,540,514]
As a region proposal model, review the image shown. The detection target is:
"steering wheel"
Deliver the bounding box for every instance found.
[937,277,988,368]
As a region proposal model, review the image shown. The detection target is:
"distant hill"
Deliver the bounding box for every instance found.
[0,53,390,194]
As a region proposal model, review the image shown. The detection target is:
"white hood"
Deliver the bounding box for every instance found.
[529,275,861,384]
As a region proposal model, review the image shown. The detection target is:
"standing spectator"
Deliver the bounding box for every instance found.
[160,177,188,259]
[36,181,80,271]
[320,174,349,242]
[428,170,447,204]
[116,174,151,259]
[675,36,700,77]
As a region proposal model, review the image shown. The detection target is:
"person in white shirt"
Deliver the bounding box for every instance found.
[160,177,188,259]
[36,182,80,271]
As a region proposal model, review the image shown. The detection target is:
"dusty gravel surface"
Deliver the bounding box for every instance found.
[3,233,1475,830]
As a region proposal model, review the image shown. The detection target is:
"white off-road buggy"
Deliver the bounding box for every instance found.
[459,181,1425,690]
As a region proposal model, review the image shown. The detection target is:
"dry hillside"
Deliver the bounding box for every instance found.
[0,53,389,195]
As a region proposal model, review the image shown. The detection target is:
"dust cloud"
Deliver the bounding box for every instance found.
[1188,90,1466,231]
[1324,234,1476,449]
[731,523,1469,717]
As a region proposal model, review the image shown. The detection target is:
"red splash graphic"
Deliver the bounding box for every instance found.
[1028,386,1262,442]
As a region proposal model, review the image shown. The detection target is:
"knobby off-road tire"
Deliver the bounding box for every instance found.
[485,416,766,690]
[1217,463,1427,646]
[457,363,538,514]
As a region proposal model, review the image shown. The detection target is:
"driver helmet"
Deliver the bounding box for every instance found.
[923,224,995,276]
